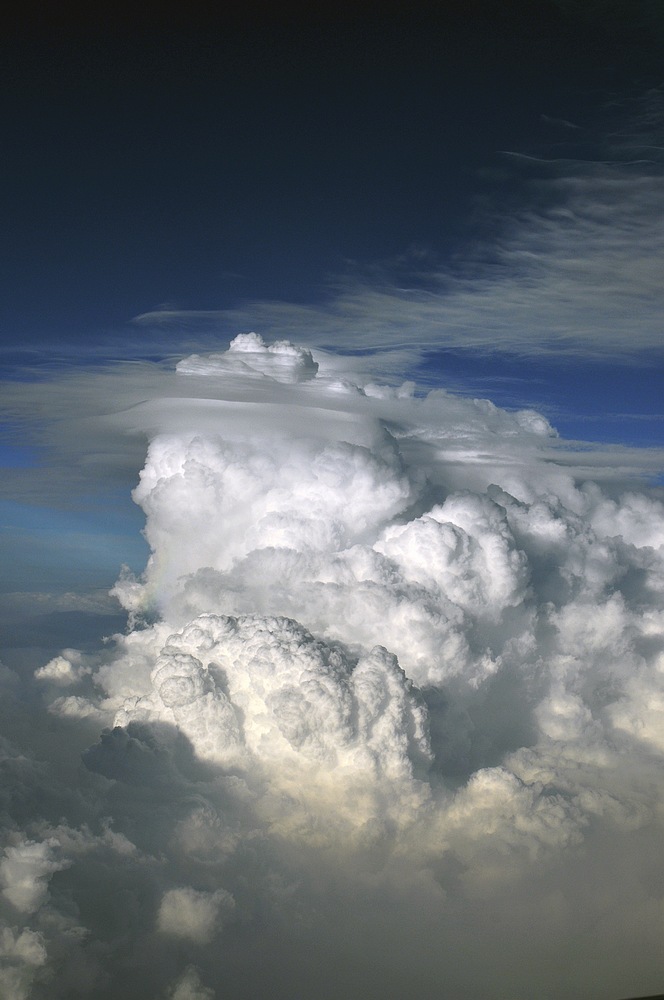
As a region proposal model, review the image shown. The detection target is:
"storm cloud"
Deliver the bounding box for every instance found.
[2,334,664,999]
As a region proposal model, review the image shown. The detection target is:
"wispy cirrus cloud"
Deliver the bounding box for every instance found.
[134,93,664,368]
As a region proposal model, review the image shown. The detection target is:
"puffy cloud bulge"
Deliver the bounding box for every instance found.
[3,333,664,999]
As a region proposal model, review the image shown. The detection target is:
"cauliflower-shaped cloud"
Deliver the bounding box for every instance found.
[176,332,319,383]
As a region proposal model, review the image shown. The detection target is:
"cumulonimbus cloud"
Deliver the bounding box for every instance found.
[2,332,663,998]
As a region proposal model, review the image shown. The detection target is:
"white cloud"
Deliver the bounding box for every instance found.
[34,652,91,687]
[157,887,234,944]
[0,927,47,1000]
[166,966,215,1000]
[176,331,319,383]
[1,840,68,915]
[1,334,664,997]
[134,165,664,365]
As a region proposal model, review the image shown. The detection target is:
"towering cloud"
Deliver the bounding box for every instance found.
[2,334,664,998]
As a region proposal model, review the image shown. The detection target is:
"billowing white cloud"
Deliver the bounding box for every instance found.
[166,966,214,1000]
[0,927,47,1000]
[176,331,319,383]
[0,839,68,915]
[2,333,664,998]
[157,887,234,944]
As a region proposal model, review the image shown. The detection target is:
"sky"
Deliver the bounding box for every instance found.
[1,3,664,998]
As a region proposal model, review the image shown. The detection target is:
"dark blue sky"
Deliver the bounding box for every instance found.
[3,1,660,346]
[2,1,664,608]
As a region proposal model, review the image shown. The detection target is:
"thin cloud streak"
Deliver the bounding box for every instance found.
[2,354,664,516]
[134,100,664,367]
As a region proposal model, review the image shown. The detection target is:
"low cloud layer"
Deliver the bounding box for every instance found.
[2,334,664,998]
